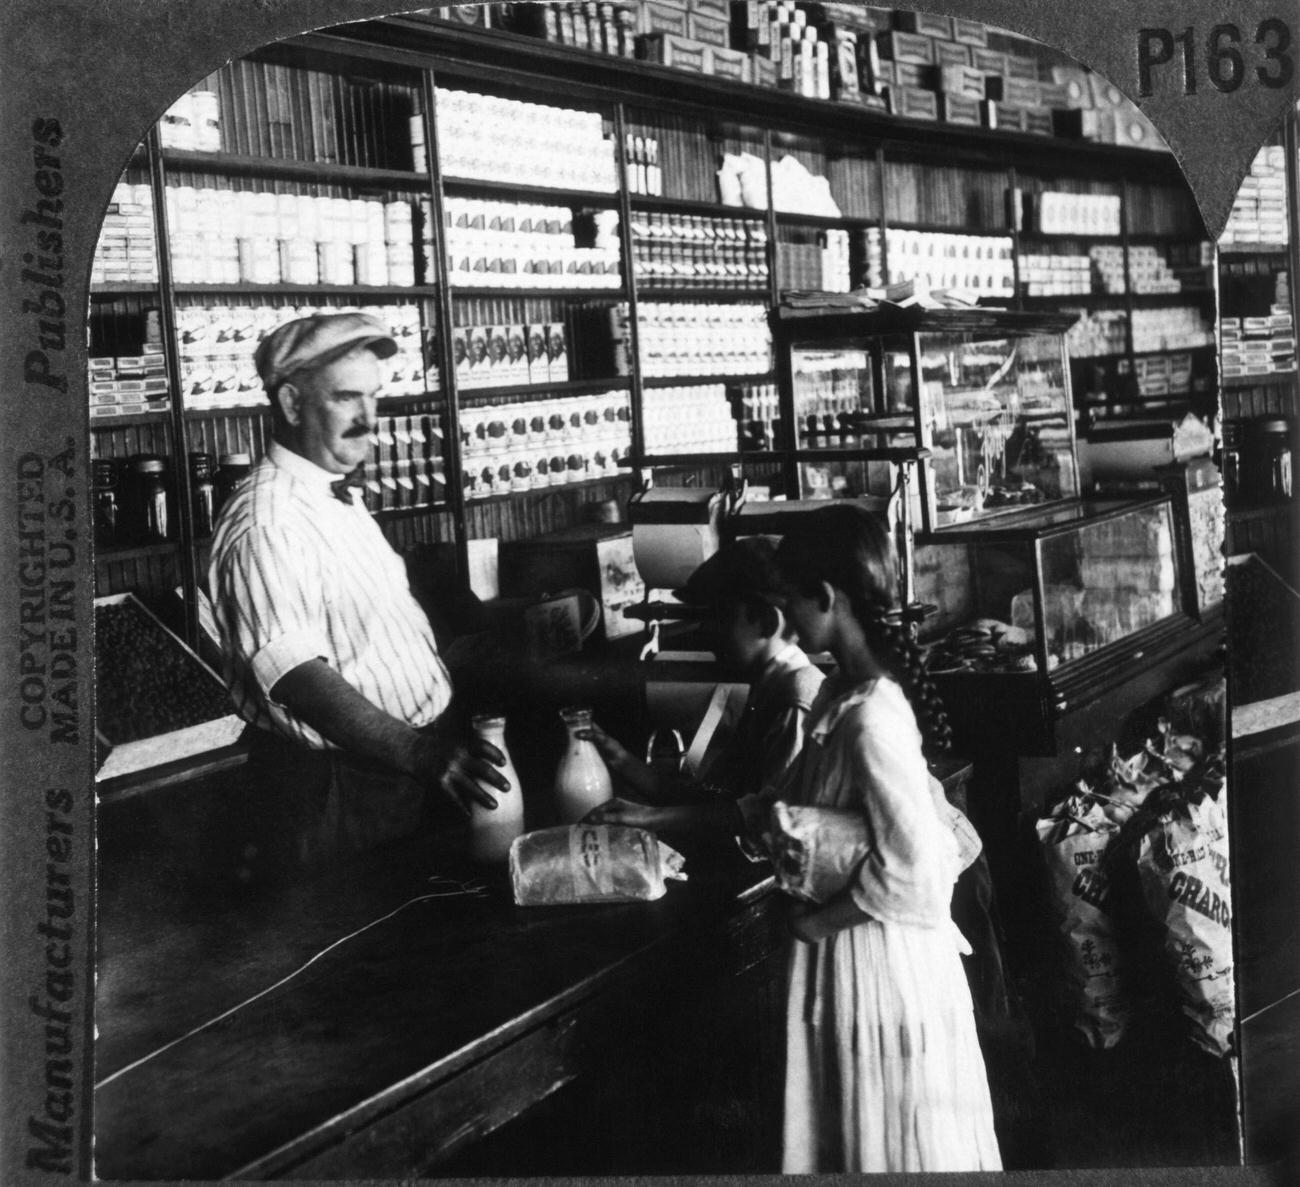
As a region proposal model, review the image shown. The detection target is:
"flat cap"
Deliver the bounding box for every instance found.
[676,535,786,608]
[254,312,398,391]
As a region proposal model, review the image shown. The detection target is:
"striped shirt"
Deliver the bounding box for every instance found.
[208,440,452,749]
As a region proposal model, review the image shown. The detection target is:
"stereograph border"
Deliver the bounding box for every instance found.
[0,1,1294,1185]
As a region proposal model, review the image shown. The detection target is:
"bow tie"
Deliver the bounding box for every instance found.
[330,466,366,505]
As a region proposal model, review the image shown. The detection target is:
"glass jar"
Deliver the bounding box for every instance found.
[467,714,524,863]
[91,458,119,546]
[189,451,217,536]
[1256,418,1293,503]
[134,457,170,542]
[215,452,251,511]
[554,706,612,824]
[1220,419,1243,504]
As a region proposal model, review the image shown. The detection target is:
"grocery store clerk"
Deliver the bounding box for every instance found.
[208,311,508,867]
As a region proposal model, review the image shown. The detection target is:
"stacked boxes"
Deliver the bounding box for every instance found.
[635,302,771,376]
[1130,306,1216,353]
[92,184,159,285]
[1063,308,1128,358]
[164,188,417,287]
[490,1,641,56]
[175,303,430,408]
[455,322,570,389]
[1020,252,1093,297]
[1220,306,1296,379]
[459,389,631,497]
[88,353,170,419]
[630,211,769,289]
[865,228,1015,296]
[440,199,621,290]
[1020,191,1123,235]
[367,414,448,510]
[1222,147,1289,246]
[157,89,222,152]
[778,228,851,292]
[643,383,737,451]
[435,89,618,191]
[490,5,1167,151]
[1123,352,1197,399]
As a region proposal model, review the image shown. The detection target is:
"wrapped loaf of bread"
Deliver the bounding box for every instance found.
[509,825,686,906]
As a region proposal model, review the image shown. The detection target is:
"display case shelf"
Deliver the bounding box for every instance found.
[641,372,773,388]
[441,176,620,207]
[631,285,770,300]
[172,283,441,298]
[161,148,431,190]
[632,194,768,221]
[448,284,625,299]
[774,211,878,230]
[90,283,162,297]
[458,377,630,402]
[90,410,173,428]
[1221,372,1298,390]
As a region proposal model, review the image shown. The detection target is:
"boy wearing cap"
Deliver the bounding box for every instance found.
[582,536,824,835]
[208,312,508,868]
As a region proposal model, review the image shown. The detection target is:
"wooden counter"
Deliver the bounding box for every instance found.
[93,794,786,1180]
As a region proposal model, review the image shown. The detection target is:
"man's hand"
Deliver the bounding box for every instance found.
[412,732,510,815]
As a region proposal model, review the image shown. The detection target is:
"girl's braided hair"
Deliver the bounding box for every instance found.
[775,503,953,757]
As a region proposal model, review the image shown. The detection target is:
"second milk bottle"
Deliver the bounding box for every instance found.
[554,706,612,823]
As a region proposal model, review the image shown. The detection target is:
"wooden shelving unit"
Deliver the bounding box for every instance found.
[87,8,1217,644]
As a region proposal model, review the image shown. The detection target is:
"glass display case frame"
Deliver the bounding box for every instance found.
[769,304,1083,532]
[916,492,1201,753]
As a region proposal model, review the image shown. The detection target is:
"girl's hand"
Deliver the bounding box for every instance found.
[581,797,668,831]
[788,892,871,944]
[788,901,825,944]
[575,722,637,771]
[575,723,660,800]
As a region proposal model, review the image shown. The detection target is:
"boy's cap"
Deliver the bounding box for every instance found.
[675,536,786,608]
[255,312,398,390]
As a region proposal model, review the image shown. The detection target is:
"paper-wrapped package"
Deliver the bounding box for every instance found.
[510,825,686,906]
[1036,793,1131,1049]
[768,802,871,904]
[1136,788,1235,1057]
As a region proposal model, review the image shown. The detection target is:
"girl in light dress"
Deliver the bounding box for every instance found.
[770,503,1001,1174]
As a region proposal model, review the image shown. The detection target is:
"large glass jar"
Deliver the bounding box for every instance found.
[92,458,120,546]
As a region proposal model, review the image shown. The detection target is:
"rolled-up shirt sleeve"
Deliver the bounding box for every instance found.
[842,706,959,928]
[214,524,331,701]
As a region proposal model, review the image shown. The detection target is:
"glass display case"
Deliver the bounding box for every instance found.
[914,494,1198,752]
[771,304,1080,529]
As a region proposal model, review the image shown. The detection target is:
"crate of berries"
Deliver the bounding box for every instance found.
[94,592,245,783]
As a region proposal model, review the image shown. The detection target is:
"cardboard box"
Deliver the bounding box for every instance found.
[971,47,1007,75]
[1005,53,1041,81]
[939,64,986,99]
[877,30,934,63]
[639,0,690,37]
[891,85,940,120]
[639,31,709,70]
[1023,108,1055,136]
[686,10,730,47]
[933,40,972,69]
[951,18,990,47]
[708,43,752,82]
[894,11,951,39]
[938,93,984,126]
